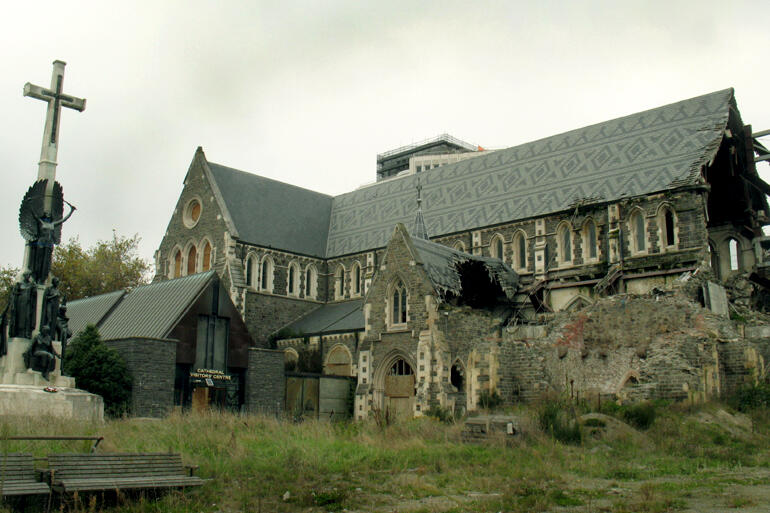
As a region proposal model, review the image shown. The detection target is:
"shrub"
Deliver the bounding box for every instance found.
[63,324,132,417]
[478,389,503,410]
[622,402,657,430]
[425,405,454,423]
[731,382,770,412]
[538,396,582,444]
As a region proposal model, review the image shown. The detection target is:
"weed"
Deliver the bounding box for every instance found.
[538,396,582,444]
[425,405,454,424]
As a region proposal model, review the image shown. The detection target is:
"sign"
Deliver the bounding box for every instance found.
[190,368,233,387]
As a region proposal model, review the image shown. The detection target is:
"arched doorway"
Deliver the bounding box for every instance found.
[450,360,466,417]
[383,357,415,419]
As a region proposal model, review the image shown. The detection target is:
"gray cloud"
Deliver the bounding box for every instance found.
[1,0,768,272]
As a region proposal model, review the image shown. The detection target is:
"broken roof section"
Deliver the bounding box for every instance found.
[404,225,519,302]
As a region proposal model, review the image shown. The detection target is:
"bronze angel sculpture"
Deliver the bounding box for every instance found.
[18,180,75,282]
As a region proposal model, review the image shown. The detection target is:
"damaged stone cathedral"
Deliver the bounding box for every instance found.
[136,88,770,418]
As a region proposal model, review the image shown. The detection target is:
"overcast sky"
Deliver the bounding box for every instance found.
[1,0,769,273]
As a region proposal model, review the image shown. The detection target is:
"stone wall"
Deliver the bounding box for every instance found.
[106,338,177,418]
[155,150,230,280]
[243,291,318,347]
[245,348,285,415]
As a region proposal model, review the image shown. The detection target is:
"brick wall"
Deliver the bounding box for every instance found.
[106,338,177,418]
[245,348,285,415]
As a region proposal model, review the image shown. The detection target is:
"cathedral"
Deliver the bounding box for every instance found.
[142,88,770,418]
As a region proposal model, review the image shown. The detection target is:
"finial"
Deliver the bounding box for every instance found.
[412,176,429,240]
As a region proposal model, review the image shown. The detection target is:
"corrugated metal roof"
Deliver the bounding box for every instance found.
[282,299,364,335]
[67,290,126,337]
[96,271,215,340]
[208,163,333,257]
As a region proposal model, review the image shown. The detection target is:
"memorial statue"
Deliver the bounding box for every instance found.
[8,272,37,339]
[42,277,62,336]
[56,300,73,360]
[18,180,75,283]
[23,326,57,380]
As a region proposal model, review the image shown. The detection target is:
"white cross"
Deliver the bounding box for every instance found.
[24,60,86,185]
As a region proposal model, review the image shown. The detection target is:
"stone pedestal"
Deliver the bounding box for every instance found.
[0,338,103,421]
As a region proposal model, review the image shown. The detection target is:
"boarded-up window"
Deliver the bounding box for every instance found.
[385,359,414,397]
[202,242,212,271]
[187,246,197,275]
[325,345,352,376]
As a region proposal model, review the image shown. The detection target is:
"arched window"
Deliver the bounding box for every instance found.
[245,255,256,288]
[582,220,598,262]
[390,280,408,326]
[513,231,527,271]
[352,262,362,296]
[709,242,720,280]
[557,223,572,264]
[287,262,300,296]
[173,250,182,278]
[658,207,677,249]
[630,210,647,254]
[202,241,212,271]
[260,256,274,292]
[334,265,345,300]
[490,234,505,261]
[186,245,197,275]
[305,265,318,299]
[728,238,740,271]
[454,240,466,252]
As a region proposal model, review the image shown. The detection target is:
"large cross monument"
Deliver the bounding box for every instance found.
[0,61,102,421]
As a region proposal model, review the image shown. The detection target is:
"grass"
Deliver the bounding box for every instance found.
[0,402,767,512]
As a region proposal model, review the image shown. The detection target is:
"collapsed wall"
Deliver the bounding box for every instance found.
[500,291,770,404]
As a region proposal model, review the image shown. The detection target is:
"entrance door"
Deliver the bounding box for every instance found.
[191,387,209,412]
[384,359,415,419]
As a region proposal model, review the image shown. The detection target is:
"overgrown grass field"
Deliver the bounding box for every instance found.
[1,402,769,512]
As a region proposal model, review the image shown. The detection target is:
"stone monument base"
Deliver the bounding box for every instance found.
[0,384,103,422]
[0,338,103,421]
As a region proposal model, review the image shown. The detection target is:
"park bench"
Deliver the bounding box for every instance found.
[0,454,50,496]
[47,453,204,494]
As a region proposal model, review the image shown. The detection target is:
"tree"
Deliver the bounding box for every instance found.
[0,265,19,313]
[63,324,133,417]
[52,232,151,301]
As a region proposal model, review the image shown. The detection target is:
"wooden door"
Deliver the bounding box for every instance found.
[191,387,209,412]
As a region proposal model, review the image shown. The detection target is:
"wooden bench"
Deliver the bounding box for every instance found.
[0,454,50,496]
[47,453,204,494]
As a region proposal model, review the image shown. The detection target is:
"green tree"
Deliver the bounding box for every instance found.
[63,324,133,417]
[52,232,151,301]
[0,265,19,313]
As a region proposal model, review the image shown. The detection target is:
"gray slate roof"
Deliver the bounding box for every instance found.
[67,290,125,337]
[68,271,215,341]
[203,89,735,258]
[410,235,519,301]
[282,300,364,335]
[326,89,734,256]
[208,163,333,257]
